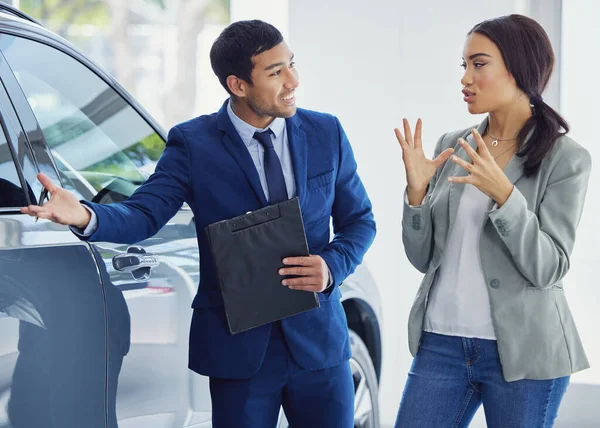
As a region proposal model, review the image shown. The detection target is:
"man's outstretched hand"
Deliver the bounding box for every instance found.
[21,173,91,229]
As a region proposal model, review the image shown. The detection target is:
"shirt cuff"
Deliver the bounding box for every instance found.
[70,205,98,237]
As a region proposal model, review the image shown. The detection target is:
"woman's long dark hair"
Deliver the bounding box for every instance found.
[469,15,568,177]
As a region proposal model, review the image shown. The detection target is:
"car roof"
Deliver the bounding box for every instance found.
[0,3,41,26]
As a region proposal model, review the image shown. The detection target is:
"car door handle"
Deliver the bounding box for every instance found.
[112,246,159,281]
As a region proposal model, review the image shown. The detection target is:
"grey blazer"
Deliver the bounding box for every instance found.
[403,117,592,382]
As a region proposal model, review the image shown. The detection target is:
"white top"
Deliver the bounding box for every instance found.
[423,183,497,340]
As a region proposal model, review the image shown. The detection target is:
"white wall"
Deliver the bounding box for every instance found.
[230,0,289,39]
[560,0,600,385]
[231,1,598,426]
[284,1,535,426]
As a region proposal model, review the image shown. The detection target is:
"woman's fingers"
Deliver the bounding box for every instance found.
[458,138,481,163]
[433,148,454,168]
[448,175,471,184]
[471,129,491,159]
[414,118,423,149]
[402,118,413,147]
[394,127,408,150]
[451,154,474,173]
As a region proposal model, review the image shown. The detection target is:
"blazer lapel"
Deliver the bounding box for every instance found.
[448,117,527,228]
[503,153,526,184]
[286,114,308,209]
[217,100,268,206]
[447,118,489,233]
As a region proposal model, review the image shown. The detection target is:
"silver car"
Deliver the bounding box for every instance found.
[0,4,382,428]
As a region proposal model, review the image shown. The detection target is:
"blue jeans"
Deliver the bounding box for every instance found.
[395,332,570,428]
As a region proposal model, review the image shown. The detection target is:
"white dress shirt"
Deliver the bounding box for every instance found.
[226,101,296,201]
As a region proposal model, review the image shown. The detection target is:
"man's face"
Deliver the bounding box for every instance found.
[244,42,299,119]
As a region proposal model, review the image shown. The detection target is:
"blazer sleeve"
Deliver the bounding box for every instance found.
[318,117,376,288]
[487,145,592,289]
[78,126,192,244]
[401,133,447,273]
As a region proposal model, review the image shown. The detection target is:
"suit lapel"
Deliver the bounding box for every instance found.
[217,100,268,206]
[286,114,308,209]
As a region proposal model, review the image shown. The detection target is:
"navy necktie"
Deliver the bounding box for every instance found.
[253,129,288,204]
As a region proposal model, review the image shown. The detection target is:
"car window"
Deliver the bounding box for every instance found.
[0,35,165,204]
[0,119,28,209]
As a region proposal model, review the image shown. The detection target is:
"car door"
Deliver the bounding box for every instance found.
[0,33,210,428]
[0,59,108,427]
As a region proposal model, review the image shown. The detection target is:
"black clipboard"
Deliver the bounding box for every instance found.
[205,197,320,334]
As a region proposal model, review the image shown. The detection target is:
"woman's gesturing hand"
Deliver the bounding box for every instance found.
[448,129,514,206]
[394,118,454,205]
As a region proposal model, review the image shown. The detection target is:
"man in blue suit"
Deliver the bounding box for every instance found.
[23,20,376,427]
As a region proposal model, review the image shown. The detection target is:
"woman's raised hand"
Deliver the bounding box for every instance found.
[394,118,454,205]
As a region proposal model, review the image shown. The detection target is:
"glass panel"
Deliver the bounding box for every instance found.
[0,35,165,204]
[0,121,27,208]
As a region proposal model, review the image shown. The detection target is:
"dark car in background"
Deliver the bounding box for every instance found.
[0,4,382,428]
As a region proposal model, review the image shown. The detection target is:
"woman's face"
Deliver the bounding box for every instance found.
[460,32,521,115]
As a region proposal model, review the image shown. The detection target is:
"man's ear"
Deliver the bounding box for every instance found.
[226,75,248,98]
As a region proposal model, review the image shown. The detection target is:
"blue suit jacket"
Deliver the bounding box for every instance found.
[83,100,376,379]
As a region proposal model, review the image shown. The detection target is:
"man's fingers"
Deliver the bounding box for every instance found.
[37,173,60,195]
[282,256,316,266]
[21,205,59,223]
[34,211,55,221]
[282,276,321,287]
[21,205,47,216]
[286,284,324,292]
[279,266,316,276]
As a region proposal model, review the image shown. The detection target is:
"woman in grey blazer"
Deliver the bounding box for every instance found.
[394,15,592,428]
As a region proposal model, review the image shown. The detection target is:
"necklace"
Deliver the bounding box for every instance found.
[492,142,517,160]
[485,128,518,147]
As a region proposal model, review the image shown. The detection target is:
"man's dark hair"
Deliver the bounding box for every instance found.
[210,20,284,95]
